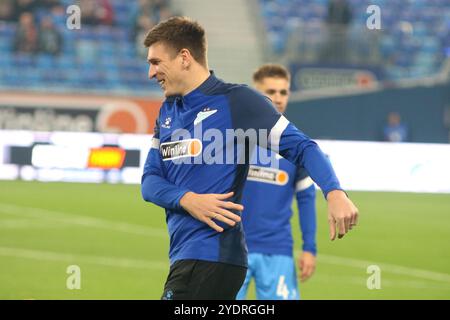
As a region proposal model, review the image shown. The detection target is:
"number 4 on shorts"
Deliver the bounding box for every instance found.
[276,275,289,299]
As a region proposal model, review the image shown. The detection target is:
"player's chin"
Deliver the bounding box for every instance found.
[276,106,285,113]
[162,88,170,97]
[162,86,174,96]
[163,88,181,97]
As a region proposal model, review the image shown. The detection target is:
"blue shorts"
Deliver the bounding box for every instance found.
[236,253,299,300]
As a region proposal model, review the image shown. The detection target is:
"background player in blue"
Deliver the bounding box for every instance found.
[141,17,359,300]
[237,65,317,300]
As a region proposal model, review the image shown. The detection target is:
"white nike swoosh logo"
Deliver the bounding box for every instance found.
[194,110,217,126]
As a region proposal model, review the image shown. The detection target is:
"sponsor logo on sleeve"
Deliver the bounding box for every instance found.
[247,165,289,186]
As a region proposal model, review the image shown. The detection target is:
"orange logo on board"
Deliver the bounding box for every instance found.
[87,147,126,169]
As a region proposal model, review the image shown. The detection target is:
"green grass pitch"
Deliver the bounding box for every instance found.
[0,180,449,299]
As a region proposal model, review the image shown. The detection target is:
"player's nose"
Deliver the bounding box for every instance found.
[148,64,157,79]
[274,96,283,105]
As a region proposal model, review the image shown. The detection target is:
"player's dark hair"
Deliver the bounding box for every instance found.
[143,16,207,67]
[253,64,291,83]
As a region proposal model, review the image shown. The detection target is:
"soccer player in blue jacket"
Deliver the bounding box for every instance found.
[237,65,316,300]
[141,17,359,300]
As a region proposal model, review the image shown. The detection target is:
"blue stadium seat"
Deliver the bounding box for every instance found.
[98,42,116,56]
[64,67,82,86]
[94,26,115,41]
[36,54,55,69]
[0,39,12,52]
[414,52,437,67]
[13,54,35,68]
[20,67,43,85]
[422,37,440,53]
[0,22,16,37]
[56,55,76,69]
[413,23,428,37]
[0,54,11,71]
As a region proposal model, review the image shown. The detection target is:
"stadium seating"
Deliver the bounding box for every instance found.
[258,0,450,80]
[0,0,169,94]
[1,0,448,92]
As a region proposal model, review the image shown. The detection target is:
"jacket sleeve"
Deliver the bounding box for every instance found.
[294,168,317,255]
[228,86,343,198]
[141,118,191,210]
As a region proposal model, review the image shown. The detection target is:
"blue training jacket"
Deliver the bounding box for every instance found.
[141,72,341,268]
[241,148,317,257]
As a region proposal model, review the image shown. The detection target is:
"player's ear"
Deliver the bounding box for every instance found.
[179,48,191,69]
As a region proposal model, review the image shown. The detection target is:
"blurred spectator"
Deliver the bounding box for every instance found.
[13,0,37,20]
[383,112,409,142]
[0,0,15,22]
[135,15,155,57]
[38,0,62,10]
[159,5,174,21]
[321,0,353,63]
[80,0,114,26]
[3,1,178,92]
[153,0,168,10]
[13,12,38,54]
[38,16,62,55]
[326,0,352,26]
[152,0,172,20]
[132,0,174,57]
[132,0,172,28]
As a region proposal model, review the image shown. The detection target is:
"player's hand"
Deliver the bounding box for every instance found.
[179,191,243,232]
[326,190,359,241]
[298,251,316,282]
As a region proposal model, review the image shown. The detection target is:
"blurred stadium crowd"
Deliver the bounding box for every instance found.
[0,0,177,94]
[260,0,450,80]
[0,0,449,93]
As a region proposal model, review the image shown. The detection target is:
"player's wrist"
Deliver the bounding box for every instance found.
[179,191,196,210]
[302,247,317,256]
[326,189,347,201]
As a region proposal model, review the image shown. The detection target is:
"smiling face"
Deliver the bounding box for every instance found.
[255,77,290,114]
[147,42,186,97]
[144,17,209,97]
